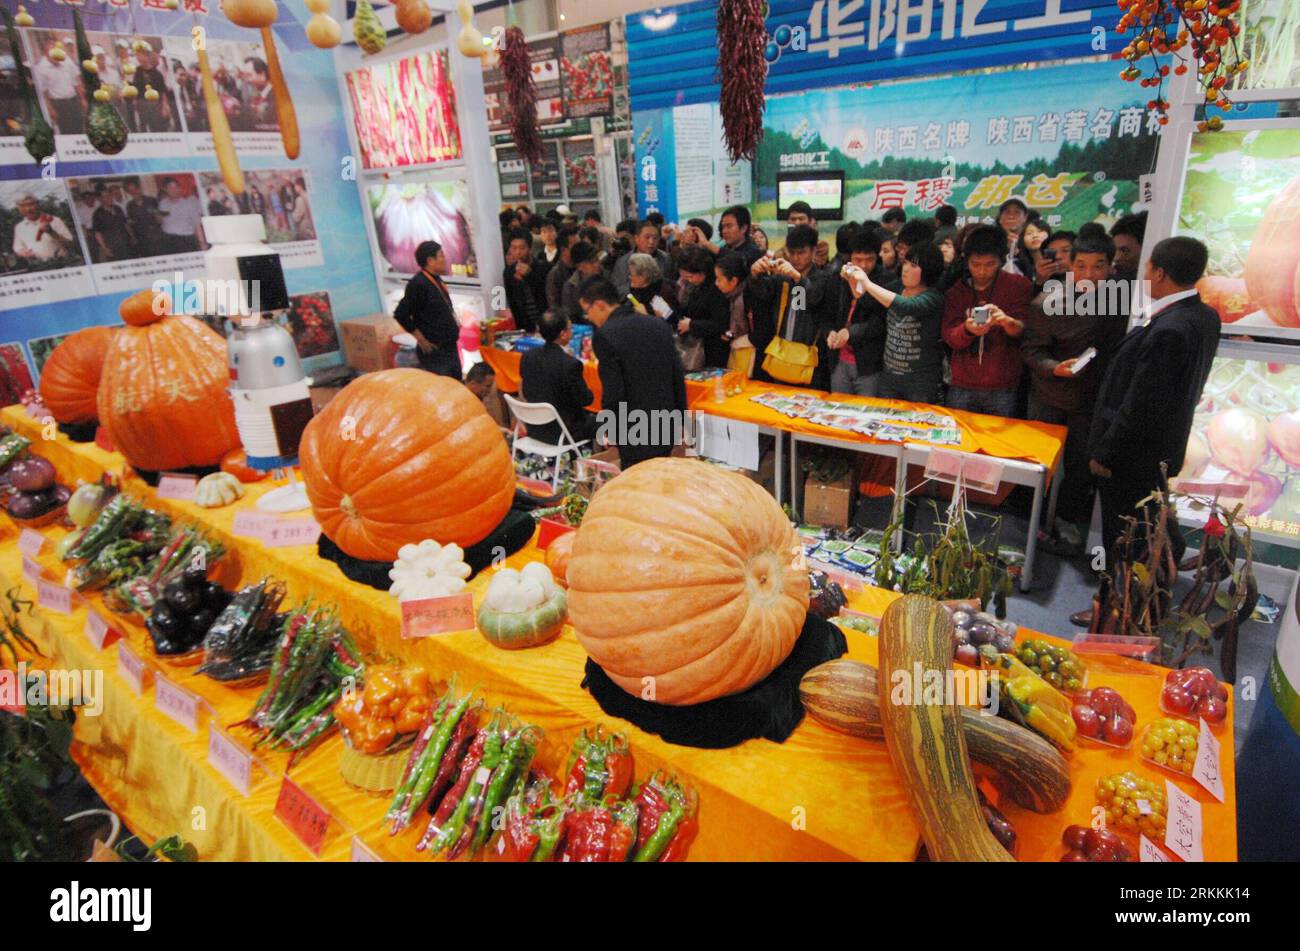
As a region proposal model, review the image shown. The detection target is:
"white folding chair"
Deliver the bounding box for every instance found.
[502,393,591,491]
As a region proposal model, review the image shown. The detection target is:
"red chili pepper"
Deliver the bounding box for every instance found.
[502,797,539,861]
[563,801,614,863]
[660,812,698,863]
[634,778,669,853]
[416,729,487,852]
[607,799,639,863]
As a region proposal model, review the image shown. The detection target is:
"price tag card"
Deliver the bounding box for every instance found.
[1139,835,1171,862]
[117,641,146,695]
[232,510,276,540]
[401,593,475,638]
[156,472,198,501]
[17,529,46,557]
[263,518,321,548]
[21,554,41,584]
[84,609,118,651]
[275,777,331,856]
[350,836,383,863]
[155,672,199,733]
[1193,717,1226,802]
[208,727,253,796]
[37,579,72,615]
[1164,779,1204,863]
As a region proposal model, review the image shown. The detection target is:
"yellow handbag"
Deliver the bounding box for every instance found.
[761,281,818,385]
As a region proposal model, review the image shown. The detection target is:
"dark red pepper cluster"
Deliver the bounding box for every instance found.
[715,0,769,163]
[500,27,543,165]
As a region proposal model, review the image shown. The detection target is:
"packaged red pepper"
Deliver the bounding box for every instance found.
[563,725,633,803]
[632,772,699,862]
[499,775,565,862]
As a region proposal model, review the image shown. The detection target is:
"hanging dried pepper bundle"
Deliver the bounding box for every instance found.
[500,26,542,164]
[716,0,768,163]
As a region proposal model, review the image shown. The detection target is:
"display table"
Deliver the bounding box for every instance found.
[0,405,1236,861]
[478,352,1066,589]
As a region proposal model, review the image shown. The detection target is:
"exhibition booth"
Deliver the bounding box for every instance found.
[0,0,1297,865]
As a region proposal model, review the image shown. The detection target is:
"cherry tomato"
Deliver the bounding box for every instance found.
[1163,685,1195,714]
[1199,695,1228,723]
[1073,704,1102,737]
[1104,714,1134,745]
[1060,849,1090,862]
[1062,825,1089,851]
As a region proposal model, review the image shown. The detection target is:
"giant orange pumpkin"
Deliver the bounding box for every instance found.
[38,325,114,424]
[298,368,515,562]
[566,457,809,706]
[1244,176,1300,328]
[97,289,241,471]
[1196,275,1253,324]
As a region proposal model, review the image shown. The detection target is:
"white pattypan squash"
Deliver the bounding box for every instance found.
[195,471,246,508]
[484,563,557,613]
[388,539,471,601]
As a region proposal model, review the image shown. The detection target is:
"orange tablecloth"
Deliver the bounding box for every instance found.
[480,349,1065,476]
[479,346,603,412]
[0,405,1234,861]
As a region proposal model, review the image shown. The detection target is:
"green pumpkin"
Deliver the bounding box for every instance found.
[477,588,567,650]
[354,0,387,55]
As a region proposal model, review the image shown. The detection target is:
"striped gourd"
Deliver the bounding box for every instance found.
[878,595,1014,861]
[799,658,1070,814]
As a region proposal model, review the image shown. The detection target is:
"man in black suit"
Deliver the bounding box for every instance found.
[1086,236,1220,587]
[501,228,543,333]
[520,311,598,445]
[393,240,462,380]
[578,276,687,469]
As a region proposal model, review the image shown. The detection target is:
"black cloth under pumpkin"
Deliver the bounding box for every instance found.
[57,421,98,443]
[581,613,847,749]
[316,507,537,591]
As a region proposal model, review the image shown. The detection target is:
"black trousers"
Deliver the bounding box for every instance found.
[417,345,462,381]
[1027,394,1094,527]
[1099,465,1185,569]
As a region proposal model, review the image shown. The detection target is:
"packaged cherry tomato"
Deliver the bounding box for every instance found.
[1070,685,1137,749]
[1094,771,1168,841]
[1138,717,1201,781]
[1159,666,1229,730]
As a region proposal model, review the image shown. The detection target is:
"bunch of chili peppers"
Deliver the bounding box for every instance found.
[244,605,361,766]
[386,682,481,835]
[417,710,541,860]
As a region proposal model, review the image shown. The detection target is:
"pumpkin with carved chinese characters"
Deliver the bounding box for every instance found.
[566,457,810,705]
[97,289,240,471]
[298,368,515,561]
[39,325,114,425]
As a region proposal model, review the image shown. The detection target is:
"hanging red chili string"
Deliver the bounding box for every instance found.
[716,0,769,163]
[501,26,543,165]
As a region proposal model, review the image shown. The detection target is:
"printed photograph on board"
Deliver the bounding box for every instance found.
[24,30,180,135]
[366,178,476,279]
[26,332,67,379]
[202,169,315,244]
[0,341,35,406]
[162,36,279,135]
[64,172,205,263]
[344,50,461,169]
[0,179,84,275]
[286,291,340,359]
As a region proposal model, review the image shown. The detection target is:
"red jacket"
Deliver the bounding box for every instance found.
[941,271,1033,390]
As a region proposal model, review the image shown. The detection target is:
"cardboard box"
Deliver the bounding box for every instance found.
[309,385,343,414]
[340,314,403,373]
[803,470,855,529]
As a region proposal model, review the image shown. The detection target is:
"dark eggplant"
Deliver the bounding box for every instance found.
[183,562,209,588]
[164,578,201,614]
[150,601,181,639]
[187,607,217,638]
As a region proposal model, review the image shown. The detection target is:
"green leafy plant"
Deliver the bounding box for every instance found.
[1087,478,1255,681]
[873,488,1014,617]
[0,703,78,861]
[0,587,42,667]
[116,833,198,863]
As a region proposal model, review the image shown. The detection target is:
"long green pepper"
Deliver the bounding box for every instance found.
[471,727,537,854]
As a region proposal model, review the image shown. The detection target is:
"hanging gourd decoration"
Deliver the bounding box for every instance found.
[73,8,128,155]
[566,458,810,706]
[39,326,115,426]
[396,0,434,36]
[0,8,54,163]
[715,0,768,163]
[97,289,242,472]
[306,12,343,49]
[454,0,485,56]
[353,0,386,55]
[1244,176,1300,328]
[221,0,299,160]
[298,369,516,563]
[499,26,542,164]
